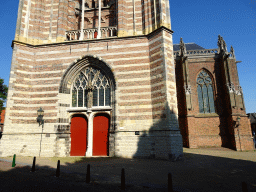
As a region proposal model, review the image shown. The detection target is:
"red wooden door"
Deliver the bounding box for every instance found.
[70,115,88,156]
[94,31,98,38]
[93,115,109,156]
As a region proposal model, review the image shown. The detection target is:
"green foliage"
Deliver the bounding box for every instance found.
[0,78,8,114]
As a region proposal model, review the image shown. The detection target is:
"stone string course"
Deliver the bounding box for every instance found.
[2,31,182,160]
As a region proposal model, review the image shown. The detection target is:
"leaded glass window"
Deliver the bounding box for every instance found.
[72,67,111,108]
[197,70,215,113]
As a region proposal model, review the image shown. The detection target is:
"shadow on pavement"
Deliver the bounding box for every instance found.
[0,152,256,192]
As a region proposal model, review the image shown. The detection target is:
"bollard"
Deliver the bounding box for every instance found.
[12,154,16,167]
[56,160,60,177]
[31,157,36,172]
[168,173,174,192]
[242,182,248,192]
[121,168,125,190]
[86,164,90,183]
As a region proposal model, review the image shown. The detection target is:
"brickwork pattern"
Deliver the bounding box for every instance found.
[1,0,183,159]
[175,51,254,151]
[15,0,172,44]
[2,28,183,159]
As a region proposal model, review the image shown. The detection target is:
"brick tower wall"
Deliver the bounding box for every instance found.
[1,0,183,159]
[227,58,254,150]
[2,32,182,159]
[15,0,73,44]
[15,0,172,44]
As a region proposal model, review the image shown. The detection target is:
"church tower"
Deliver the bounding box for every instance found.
[1,0,183,160]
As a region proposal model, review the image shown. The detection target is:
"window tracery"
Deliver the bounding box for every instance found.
[72,67,111,108]
[197,70,215,113]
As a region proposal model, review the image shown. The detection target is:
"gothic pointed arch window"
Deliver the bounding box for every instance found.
[197,70,215,113]
[72,67,111,108]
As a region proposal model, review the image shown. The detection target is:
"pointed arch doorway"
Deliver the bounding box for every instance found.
[70,114,88,156]
[59,55,116,157]
[93,114,110,156]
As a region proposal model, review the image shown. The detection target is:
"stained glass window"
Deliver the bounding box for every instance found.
[99,87,104,106]
[72,88,77,107]
[71,67,111,107]
[208,85,215,113]
[93,89,98,106]
[197,85,204,113]
[105,87,110,106]
[197,70,215,113]
[78,88,83,107]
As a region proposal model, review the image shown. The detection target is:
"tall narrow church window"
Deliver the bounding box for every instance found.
[72,88,77,107]
[78,87,83,107]
[93,89,98,106]
[197,70,215,113]
[103,0,107,7]
[105,87,110,106]
[72,67,111,108]
[99,87,104,106]
[92,0,95,8]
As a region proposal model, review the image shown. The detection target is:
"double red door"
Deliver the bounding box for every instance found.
[93,115,109,156]
[70,115,88,156]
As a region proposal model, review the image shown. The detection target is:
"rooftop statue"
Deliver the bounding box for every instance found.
[217,35,228,54]
[179,37,186,56]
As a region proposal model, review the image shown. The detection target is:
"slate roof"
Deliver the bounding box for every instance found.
[248,113,256,124]
[173,43,205,52]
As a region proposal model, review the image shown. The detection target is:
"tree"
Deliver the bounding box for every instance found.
[0,78,8,115]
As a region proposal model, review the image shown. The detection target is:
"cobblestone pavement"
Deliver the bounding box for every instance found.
[0,148,255,192]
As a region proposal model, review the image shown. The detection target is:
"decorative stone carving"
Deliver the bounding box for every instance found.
[179,37,186,56]
[236,85,243,95]
[217,35,228,54]
[226,83,243,95]
[197,70,213,87]
[75,9,81,17]
[223,41,227,53]
[85,17,93,24]
[184,85,192,95]
[230,45,235,59]
[227,82,235,93]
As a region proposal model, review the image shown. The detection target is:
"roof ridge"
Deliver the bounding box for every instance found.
[173,42,195,45]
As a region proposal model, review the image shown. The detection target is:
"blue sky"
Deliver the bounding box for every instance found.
[0,0,255,113]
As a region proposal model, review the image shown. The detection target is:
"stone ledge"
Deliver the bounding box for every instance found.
[194,113,219,118]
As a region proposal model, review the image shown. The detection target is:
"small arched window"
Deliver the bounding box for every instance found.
[197,70,215,113]
[103,0,106,7]
[84,3,89,8]
[92,0,95,8]
[72,67,111,108]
